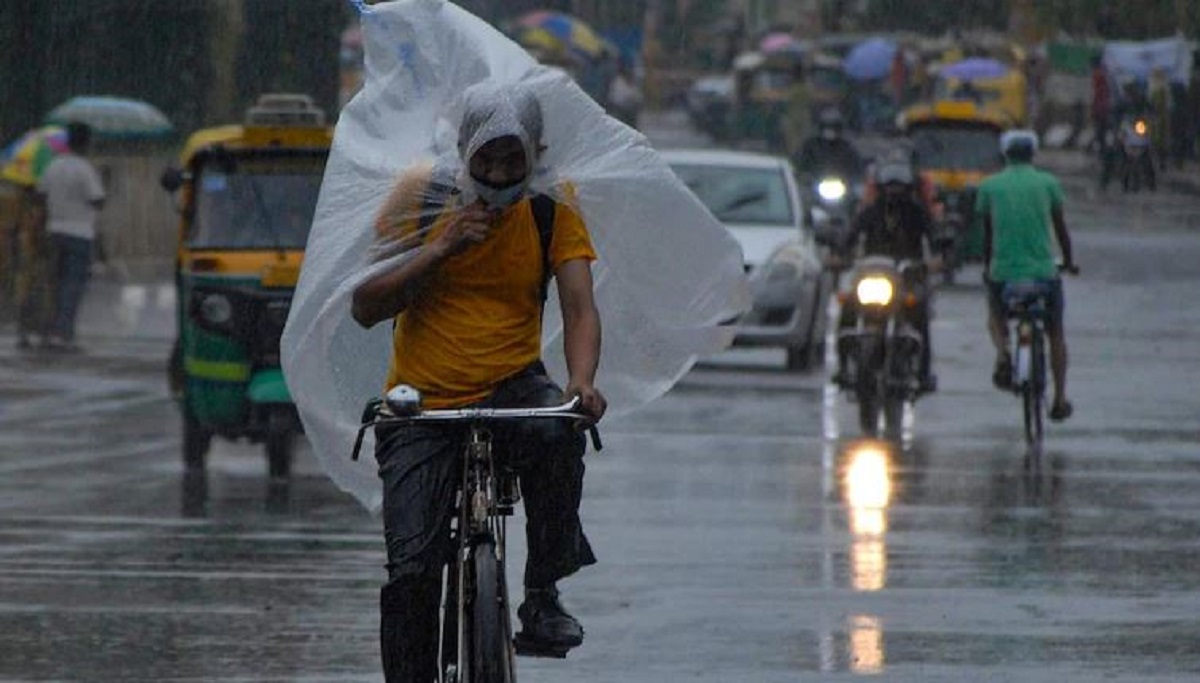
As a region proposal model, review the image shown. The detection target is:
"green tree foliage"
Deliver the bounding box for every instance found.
[1034,0,1198,39]
[0,1,343,145]
[861,0,1009,33]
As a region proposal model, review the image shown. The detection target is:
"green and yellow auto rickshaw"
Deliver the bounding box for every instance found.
[161,94,332,477]
[900,100,1008,283]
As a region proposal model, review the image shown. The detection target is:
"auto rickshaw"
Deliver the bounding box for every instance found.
[730,50,799,152]
[899,100,1008,283]
[160,93,332,477]
[932,67,1027,128]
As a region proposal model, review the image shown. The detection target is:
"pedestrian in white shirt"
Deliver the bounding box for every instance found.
[36,122,105,352]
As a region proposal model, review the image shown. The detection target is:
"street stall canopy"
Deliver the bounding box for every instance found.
[1103,37,1194,83]
[283,0,748,511]
[45,96,174,140]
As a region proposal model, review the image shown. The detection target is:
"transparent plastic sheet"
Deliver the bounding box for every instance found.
[282,0,749,511]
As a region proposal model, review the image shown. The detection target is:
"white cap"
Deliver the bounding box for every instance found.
[1000,129,1039,155]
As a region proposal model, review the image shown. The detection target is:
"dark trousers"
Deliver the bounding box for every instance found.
[49,233,91,341]
[375,363,595,682]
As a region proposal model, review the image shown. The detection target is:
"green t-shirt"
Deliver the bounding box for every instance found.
[975,163,1064,282]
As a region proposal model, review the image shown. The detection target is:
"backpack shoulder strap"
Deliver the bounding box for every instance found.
[529,193,557,304]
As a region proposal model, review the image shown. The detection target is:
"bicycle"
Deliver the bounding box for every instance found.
[1001,280,1053,449]
[352,385,601,683]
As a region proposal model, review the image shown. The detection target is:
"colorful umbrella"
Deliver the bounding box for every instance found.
[45,95,173,140]
[0,126,70,187]
[939,58,1009,81]
[843,38,898,81]
[760,32,804,56]
[515,11,605,59]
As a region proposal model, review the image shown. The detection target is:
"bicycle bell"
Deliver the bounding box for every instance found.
[386,384,423,416]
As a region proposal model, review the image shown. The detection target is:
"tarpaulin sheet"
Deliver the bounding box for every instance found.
[281,0,749,511]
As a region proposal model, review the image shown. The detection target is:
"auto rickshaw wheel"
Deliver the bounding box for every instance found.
[183,412,212,471]
[266,410,294,481]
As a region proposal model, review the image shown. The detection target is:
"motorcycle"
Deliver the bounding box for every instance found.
[930,188,975,286]
[1117,117,1156,193]
[837,256,927,437]
[809,175,860,279]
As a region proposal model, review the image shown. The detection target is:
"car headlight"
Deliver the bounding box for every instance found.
[766,262,798,283]
[856,276,894,306]
[817,178,847,202]
[198,293,233,325]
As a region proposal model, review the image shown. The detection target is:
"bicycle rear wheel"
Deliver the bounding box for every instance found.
[470,536,513,683]
[1022,335,1045,447]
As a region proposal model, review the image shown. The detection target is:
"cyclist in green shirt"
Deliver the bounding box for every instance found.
[976,131,1079,421]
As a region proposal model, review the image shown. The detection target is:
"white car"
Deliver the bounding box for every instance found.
[664,149,831,371]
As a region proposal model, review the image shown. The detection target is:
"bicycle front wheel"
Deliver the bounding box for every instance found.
[470,536,514,683]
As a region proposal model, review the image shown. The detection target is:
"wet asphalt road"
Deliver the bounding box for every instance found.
[2,119,1200,681]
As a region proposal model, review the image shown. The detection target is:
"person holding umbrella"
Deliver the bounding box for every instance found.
[35,122,105,352]
[1,125,70,349]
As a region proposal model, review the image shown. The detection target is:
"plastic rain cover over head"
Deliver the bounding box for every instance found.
[282,0,749,511]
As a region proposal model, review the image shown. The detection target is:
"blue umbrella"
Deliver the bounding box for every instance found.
[940,58,1009,81]
[45,96,173,140]
[843,38,897,81]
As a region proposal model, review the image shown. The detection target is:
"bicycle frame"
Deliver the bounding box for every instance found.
[353,395,595,683]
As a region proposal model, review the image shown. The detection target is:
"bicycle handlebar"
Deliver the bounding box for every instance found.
[378,396,586,422]
[352,396,603,460]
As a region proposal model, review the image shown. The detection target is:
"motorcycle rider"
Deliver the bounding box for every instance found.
[977,130,1078,421]
[352,84,606,681]
[794,107,866,181]
[833,160,938,394]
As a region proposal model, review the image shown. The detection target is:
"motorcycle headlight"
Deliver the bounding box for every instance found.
[817,178,847,202]
[1134,120,1147,136]
[198,293,233,325]
[856,276,894,306]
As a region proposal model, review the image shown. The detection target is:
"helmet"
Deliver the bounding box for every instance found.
[817,108,844,137]
[999,129,1038,158]
[876,161,914,186]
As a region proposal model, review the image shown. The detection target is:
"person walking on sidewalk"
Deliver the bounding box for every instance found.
[35,122,105,352]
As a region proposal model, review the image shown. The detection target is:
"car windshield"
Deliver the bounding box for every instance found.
[190,154,326,249]
[911,127,1004,172]
[670,163,794,226]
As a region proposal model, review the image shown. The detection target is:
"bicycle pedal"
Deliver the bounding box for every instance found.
[513,633,572,659]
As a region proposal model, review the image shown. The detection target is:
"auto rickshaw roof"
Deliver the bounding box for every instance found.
[900,101,1010,130]
[178,124,333,166]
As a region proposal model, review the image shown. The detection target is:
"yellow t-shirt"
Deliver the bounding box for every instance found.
[383,194,597,408]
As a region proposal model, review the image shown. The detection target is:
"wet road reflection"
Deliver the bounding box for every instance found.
[4,218,1200,680]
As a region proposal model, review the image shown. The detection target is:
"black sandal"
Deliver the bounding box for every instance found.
[1049,400,1073,422]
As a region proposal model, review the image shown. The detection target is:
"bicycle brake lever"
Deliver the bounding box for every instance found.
[588,426,603,452]
[351,423,369,461]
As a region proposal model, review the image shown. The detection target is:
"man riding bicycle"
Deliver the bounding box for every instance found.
[833,160,938,394]
[351,84,606,682]
[977,130,1078,421]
